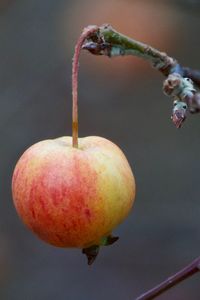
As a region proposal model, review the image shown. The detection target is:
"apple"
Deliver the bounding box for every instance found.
[11,26,136,264]
[12,136,135,249]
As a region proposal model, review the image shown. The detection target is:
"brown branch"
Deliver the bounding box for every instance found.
[82,24,200,127]
[135,256,200,300]
[82,24,200,88]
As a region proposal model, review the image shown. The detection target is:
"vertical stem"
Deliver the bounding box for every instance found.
[72,25,98,148]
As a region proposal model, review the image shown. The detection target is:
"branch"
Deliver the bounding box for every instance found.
[82,24,200,128]
[78,24,200,298]
[135,256,200,300]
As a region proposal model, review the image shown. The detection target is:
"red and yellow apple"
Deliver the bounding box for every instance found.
[12,26,136,264]
[12,136,135,249]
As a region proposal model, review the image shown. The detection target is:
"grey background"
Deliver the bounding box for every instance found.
[0,0,200,299]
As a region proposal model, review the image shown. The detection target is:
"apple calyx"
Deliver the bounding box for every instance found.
[82,245,100,266]
[82,234,119,265]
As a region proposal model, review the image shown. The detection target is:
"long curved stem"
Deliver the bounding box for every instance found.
[135,256,200,300]
[72,25,98,148]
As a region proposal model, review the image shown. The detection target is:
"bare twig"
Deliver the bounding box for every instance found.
[82,24,200,86]
[135,256,200,300]
[82,24,176,74]
[82,24,200,127]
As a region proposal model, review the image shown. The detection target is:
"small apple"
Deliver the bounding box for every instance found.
[12,26,136,264]
[12,136,135,255]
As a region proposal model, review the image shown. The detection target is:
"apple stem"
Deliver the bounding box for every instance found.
[72,25,98,148]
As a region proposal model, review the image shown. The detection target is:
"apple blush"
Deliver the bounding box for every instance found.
[11,26,136,264]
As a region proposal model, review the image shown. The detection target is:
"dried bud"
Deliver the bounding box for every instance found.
[82,41,111,56]
[171,100,187,128]
[163,73,196,101]
[163,73,182,97]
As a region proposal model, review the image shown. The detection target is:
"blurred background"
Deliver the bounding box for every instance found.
[1,0,200,299]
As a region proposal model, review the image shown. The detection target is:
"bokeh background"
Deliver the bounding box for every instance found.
[1,0,200,299]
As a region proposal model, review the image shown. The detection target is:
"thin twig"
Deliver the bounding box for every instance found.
[135,256,200,300]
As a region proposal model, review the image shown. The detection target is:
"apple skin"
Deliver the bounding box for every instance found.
[12,136,136,249]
